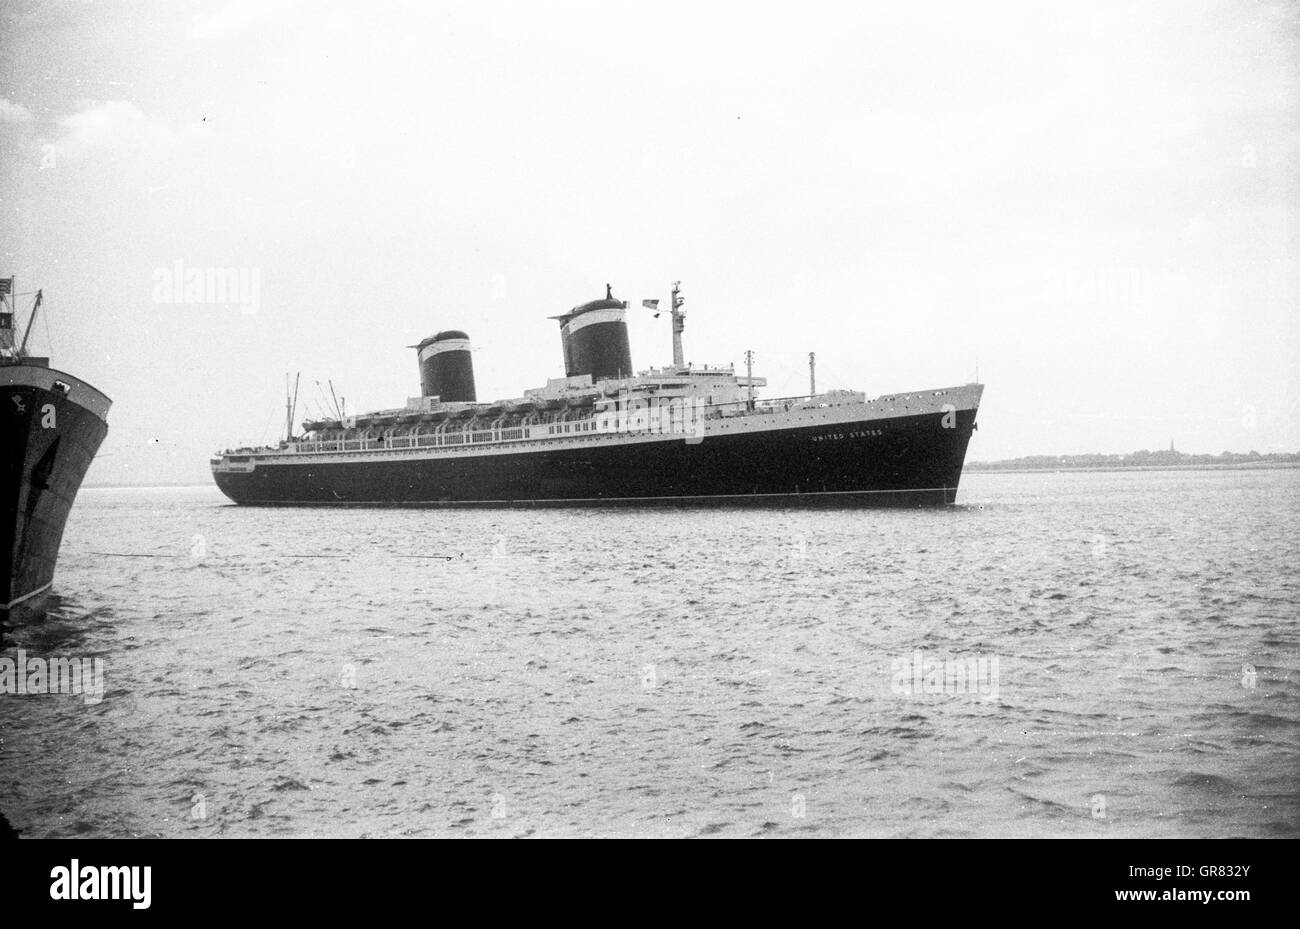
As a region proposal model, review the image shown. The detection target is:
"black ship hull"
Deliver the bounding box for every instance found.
[214,407,978,507]
[1,364,110,611]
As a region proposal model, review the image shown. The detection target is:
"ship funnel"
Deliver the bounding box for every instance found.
[552,286,633,383]
[415,330,477,402]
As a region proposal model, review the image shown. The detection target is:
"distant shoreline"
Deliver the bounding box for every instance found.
[966,461,1300,474]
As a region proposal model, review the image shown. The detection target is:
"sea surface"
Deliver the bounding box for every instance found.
[2,468,1297,838]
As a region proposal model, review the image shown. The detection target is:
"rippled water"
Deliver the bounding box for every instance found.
[2,468,1297,837]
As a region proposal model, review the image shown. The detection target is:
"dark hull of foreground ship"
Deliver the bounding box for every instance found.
[1,364,110,611]
[214,408,977,507]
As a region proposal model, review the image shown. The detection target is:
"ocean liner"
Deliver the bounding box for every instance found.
[1,279,111,611]
[212,283,982,506]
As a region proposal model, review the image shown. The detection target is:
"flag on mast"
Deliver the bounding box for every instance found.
[642,299,659,310]
[0,277,12,295]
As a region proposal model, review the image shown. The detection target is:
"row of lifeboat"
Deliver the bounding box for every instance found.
[301,394,602,436]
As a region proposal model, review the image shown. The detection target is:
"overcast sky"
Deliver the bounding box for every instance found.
[1,0,1296,484]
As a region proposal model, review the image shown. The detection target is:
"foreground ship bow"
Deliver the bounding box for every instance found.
[213,285,982,507]
[1,281,110,610]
